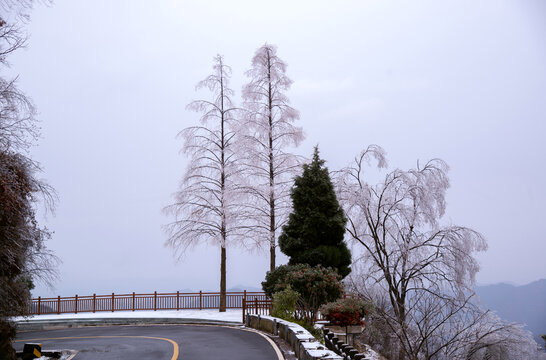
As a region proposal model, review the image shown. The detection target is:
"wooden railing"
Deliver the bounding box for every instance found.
[242,298,272,323]
[28,291,268,316]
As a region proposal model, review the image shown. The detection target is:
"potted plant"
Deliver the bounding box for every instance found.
[320,297,373,345]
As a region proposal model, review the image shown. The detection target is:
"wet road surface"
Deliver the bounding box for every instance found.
[14,324,281,359]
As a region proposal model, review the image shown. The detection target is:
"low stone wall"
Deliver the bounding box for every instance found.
[245,314,342,360]
[322,327,380,360]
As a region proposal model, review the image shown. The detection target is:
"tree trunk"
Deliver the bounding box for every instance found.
[219,61,227,313]
[270,244,275,273]
[219,246,226,312]
[267,49,276,273]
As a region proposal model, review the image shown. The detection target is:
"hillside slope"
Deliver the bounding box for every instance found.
[476,279,546,344]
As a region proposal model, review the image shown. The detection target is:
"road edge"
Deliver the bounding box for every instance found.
[15,317,241,331]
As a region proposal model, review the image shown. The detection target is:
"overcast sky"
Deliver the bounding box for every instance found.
[10,0,546,297]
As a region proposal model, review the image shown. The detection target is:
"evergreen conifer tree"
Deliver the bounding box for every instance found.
[279,146,351,277]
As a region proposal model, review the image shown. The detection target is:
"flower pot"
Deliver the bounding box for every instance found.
[346,325,362,334]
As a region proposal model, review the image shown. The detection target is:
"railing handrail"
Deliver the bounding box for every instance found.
[28,290,269,316]
[31,290,266,302]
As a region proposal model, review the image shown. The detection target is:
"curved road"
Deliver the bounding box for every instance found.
[14,324,282,359]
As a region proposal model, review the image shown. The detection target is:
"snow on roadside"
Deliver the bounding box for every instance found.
[12,309,243,323]
[363,346,381,360]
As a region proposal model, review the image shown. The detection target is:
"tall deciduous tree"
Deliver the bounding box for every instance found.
[164,55,242,312]
[338,146,545,360]
[279,146,351,277]
[240,44,304,272]
[337,147,469,359]
[0,2,58,358]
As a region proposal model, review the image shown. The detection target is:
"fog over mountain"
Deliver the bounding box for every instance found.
[476,279,546,344]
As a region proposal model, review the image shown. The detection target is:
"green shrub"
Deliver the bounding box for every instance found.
[271,286,300,320]
[270,286,324,343]
[262,265,294,298]
[262,263,343,322]
[320,297,374,327]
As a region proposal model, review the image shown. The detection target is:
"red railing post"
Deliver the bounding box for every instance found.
[243,290,247,309]
[93,294,96,313]
[242,298,246,323]
[57,295,61,314]
[176,291,180,311]
[132,292,135,312]
[112,292,115,312]
[254,298,258,315]
[154,291,157,311]
[75,295,78,314]
[199,290,202,310]
[37,296,41,315]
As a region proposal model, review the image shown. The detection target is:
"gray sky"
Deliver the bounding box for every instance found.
[10,0,546,297]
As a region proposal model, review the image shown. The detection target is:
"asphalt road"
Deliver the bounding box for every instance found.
[14,324,282,359]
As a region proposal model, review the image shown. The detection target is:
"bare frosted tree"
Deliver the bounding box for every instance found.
[0,5,36,152]
[0,4,58,357]
[461,312,546,360]
[240,44,304,272]
[337,146,496,360]
[164,55,243,312]
[0,77,38,151]
[0,1,34,23]
[0,3,58,280]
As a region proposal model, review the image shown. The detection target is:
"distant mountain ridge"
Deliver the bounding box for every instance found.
[476,279,546,344]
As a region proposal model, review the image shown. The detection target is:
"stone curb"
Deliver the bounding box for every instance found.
[245,314,343,360]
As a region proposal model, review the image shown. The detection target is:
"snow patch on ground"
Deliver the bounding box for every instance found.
[12,309,243,323]
[362,344,381,360]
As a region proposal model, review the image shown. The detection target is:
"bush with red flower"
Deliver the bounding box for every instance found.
[320,297,374,327]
